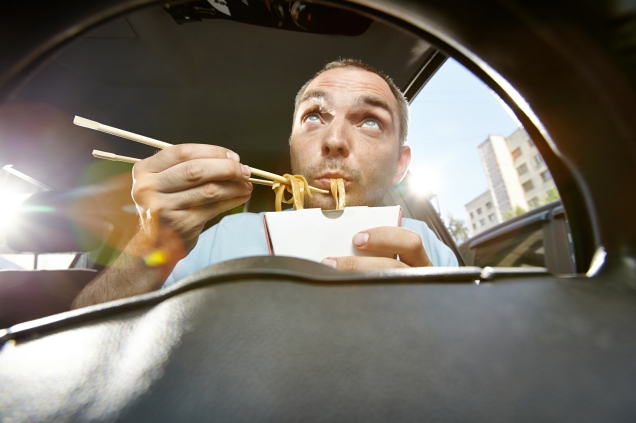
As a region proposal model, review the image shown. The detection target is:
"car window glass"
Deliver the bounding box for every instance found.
[404,59,570,272]
[0,4,572,273]
[0,3,438,270]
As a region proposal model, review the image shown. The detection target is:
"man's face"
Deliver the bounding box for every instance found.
[290,67,411,209]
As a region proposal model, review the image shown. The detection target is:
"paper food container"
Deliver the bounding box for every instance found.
[263,206,403,262]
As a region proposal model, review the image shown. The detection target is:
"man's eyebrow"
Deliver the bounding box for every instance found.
[358,95,395,120]
[299,89,330,105]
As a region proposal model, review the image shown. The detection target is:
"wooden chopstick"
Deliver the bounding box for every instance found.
[92,150,286,189]
[93,150,140,164]
[76,116,171,149]
[90,148,328,193]
[79,116,329,194]
[79,117,329,194]
[248,167,288,184]
[248,178,274,186]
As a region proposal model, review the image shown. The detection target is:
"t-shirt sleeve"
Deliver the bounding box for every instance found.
[162,223,219,288]
[162,212,270,288]
[401,218,459,267]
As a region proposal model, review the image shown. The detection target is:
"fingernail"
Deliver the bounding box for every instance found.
[226,151,240,162]
[321,258,337,269]
[353,232,369,246]
[244,181,253,191]
[241,164,250,176]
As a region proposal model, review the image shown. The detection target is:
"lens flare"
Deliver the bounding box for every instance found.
[408,166,440,198]
[0,192,32,246]
[143,249,169,267]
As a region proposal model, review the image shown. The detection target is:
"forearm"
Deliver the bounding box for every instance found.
[71,144,251,309]
[71,230,180,309]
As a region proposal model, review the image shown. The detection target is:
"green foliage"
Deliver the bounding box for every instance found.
[503,205,527,220]
[543,187,560,203]
[445,214,470,244]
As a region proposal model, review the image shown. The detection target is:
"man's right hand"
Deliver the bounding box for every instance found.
[72,143,252,309]
[131,144,252,260]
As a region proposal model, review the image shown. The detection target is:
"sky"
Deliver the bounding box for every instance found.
[406,58,520,221]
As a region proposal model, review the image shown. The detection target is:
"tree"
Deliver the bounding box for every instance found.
[503,205,527,220]
[543,187,560,203]
[445,214,470,244]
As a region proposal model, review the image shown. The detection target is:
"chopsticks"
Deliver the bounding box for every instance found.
[78,116,329,194]
[75,116,172,149]
[91,150,284,187]
[92,150,140,164]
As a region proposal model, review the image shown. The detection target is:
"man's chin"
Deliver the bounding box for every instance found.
[303,195,337,210]
[303,192,379,209]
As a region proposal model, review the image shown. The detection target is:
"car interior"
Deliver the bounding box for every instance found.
[1,0,636,421]
[0,1,462,325]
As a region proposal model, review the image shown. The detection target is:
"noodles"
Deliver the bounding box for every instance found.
[330,178,345,210]
[336,178,346,209]
[271,175,346,211]
[272,174,313,212]
[330,178,338,208]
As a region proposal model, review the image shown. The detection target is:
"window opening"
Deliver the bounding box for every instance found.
[406,58,567,270]
[517,163,528,176]
[522,180,534,192]
[511,147,522,161]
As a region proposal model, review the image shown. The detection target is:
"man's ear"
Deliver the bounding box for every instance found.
[391,145,411,185]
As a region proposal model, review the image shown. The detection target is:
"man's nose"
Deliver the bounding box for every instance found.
[322,118,351,158]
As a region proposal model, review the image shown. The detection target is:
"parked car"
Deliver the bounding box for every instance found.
[460,200,575,273]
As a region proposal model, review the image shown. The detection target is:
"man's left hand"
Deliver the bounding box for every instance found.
[321,226,433,271]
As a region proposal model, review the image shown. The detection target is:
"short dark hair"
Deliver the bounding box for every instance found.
[293,58,409,146]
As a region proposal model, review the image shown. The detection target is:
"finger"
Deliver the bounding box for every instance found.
[155,194,252,245]
[321,256,409,272]
[136,144,241,173]
[177,194,252,228]
[351,226,433,267]
[157,180,252,209]
[154,158,250,192]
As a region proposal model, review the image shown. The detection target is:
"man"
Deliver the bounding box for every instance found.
[72,59,457,309]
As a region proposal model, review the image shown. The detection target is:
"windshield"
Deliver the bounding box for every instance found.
[0,0,570,276]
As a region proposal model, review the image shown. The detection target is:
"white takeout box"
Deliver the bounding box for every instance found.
[263,206,403,262]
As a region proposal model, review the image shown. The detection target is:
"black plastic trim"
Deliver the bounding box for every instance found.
[480,266,549,281]
[403,50,448,101]
[467,201,561,249]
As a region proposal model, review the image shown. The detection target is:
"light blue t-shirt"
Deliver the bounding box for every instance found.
[164,212,458,287]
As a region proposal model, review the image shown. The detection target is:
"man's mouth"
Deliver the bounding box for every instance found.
[313,173,352,190]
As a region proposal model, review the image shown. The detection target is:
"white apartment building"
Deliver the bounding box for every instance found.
[465,127,557,236]
[506,127,555,209]
[465,190,499,234]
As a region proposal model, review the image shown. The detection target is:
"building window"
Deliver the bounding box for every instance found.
[541,170,551,182]
[533,154,543,167]
[528,197,540,208]
[517,163,528,176]
[480,219,486,227]
[473,223,477,230]
[488,213,496,222]
[528,139,534,149]
[486,201,493,210]
[522,180,534,192]
[511,147,522,161]
[477,208,482,215]
[470,212,474,219]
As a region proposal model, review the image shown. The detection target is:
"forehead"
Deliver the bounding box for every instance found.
[303,67,398,109]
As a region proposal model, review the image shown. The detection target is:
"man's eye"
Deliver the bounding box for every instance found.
[362,120,379,128]
[307,114,320,122]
